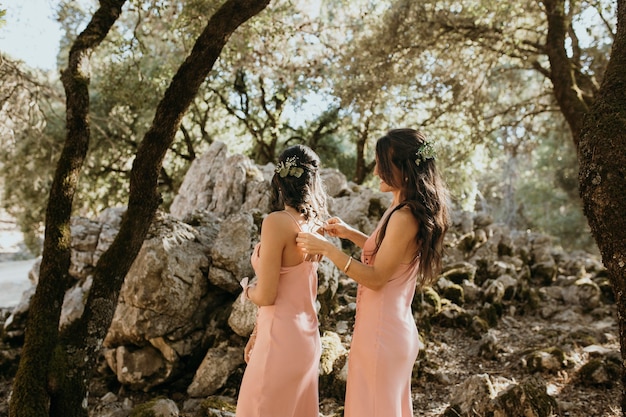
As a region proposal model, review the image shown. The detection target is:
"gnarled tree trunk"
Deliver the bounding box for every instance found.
[543,0,626,413]
[578,0,626,413]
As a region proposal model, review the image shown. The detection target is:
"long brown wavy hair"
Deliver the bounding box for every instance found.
[374,128,450,287]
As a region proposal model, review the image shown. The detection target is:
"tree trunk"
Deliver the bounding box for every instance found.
[543,0,626,412]
[9,2,127,416]
[579,0,626,414]
[9,1,271,416]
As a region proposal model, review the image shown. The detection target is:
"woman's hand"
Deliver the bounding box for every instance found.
[323,217,350,239]
[296,231,331,256]
[244,327,257,363]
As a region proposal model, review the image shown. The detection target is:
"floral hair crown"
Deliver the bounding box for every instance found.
[275,156,305,178]
[414,142,436,166]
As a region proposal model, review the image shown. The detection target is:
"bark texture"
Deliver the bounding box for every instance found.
[543,0,626,412]
[9,1,271,416]
[578,0,626,413]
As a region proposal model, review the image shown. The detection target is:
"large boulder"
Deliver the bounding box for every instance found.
[103,213,223,390]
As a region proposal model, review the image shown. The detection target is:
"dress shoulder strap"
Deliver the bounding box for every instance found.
[283,210,303,231]
[283,210,319,262]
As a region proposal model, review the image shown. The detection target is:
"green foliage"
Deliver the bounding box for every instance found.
[330,0,611,250]
[0,0,615,253]
[517,136,596,251]
[477,118,596,251]
[0,59,64,254]
[201,0,340,164]
[53,0,221,215]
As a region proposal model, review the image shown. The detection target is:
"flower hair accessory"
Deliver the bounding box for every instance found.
[414,142,436,166]
[275,156,305,178]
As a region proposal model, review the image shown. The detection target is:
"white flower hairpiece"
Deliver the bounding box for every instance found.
[275,156,305,178]
[415,142,436,166]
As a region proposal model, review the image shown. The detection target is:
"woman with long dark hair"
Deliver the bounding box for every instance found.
[296,128,450,417]
[236,144,328,417]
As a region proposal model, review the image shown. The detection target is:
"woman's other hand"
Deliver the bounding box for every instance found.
[323,217,350,239]
[244,326,257,363]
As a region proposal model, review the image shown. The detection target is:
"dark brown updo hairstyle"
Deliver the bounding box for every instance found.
[270,144,328,224]
[374,128,450,287]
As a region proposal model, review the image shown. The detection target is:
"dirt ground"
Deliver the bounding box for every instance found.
[409,313,622,417]
[317,307,621,417]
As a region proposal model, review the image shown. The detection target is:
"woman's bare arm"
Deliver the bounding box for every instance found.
[246,213,284,306]
[323,217,369,248]
[298,209,418,291]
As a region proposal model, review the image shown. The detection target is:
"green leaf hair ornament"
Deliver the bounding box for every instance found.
[414,142,436,166]
[275,156,305,178]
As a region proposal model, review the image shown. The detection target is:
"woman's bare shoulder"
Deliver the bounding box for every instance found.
[388,206,419,231]
[262,211,296,232]
[391,205,417,220]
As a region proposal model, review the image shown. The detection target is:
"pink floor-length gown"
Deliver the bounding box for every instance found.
[235,221,321,417]
[344,218,421,417]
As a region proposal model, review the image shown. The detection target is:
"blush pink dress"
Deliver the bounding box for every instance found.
[235,218,321,417]
[344,217,421,417]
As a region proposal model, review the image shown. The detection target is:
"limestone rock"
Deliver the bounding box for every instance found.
[187,346,244,397]
[445,373,496,416]
[170,141,229,220]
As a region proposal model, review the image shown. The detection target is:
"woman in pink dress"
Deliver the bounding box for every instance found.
[235,145,328,417]
[297,128,450,417]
